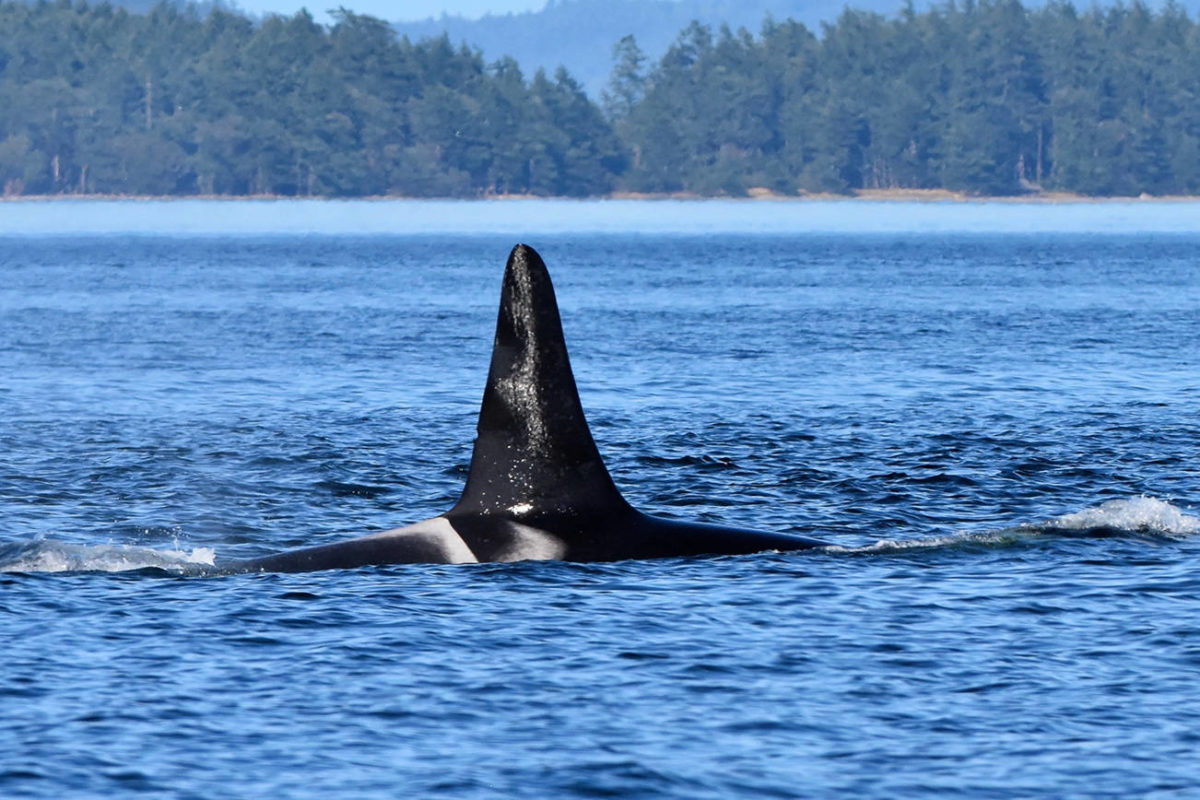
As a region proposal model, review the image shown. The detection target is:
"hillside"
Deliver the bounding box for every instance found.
[2,0,1198,198]
[391,0,1200,98]
[393,0,859,97]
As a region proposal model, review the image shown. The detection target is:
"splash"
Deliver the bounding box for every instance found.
[819,531,1025,556]
[823,496,1199,555]
[1047,496,1200,538]
[0,538,216,574]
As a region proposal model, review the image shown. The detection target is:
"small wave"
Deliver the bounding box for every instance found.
[820,531,1026,556]
[1046,496,1199,538]
[0,538,216,574]
[824,496,1198,555]
[314,479,392,498]
[3,498,1194,572]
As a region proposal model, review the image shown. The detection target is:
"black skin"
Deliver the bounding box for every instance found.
[228,244,826,573]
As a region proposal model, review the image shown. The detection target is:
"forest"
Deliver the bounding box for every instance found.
[1,0,1199,197]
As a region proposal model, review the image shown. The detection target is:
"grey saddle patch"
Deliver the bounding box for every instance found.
[488,520,569,562]
[362,517,479,564]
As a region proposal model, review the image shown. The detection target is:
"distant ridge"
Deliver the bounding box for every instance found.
[392,0,1200,98]
[392,0,850,97]
[13,0,234,12]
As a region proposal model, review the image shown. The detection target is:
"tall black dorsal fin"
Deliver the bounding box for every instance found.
[451,244,628,519]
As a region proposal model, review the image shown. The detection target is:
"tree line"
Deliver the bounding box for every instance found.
[1,0,1198,198]
[0,1,625,196]
[610,1,1200,196]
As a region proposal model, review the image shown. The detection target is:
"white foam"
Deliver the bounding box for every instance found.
[1048,496,1200,537]
[820,530,1021,555]
[823,496,1199,555]
[0,540,216,574]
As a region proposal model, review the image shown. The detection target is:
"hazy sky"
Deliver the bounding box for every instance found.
[234,1,549,22]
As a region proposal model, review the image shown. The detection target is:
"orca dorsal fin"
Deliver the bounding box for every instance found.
[451,244,629,520]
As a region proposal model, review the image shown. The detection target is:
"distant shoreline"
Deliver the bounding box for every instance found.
[5,192,1198,236]
[4,189,1200,204]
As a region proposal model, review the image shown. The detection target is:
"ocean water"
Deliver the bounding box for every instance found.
[2,203,1199,797]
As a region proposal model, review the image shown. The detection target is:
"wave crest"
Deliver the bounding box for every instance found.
[1047,496,1199,537]
[824,496,1198,555]
[0,539,216,574]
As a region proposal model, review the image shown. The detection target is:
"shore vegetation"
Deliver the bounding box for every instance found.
[1,0,1197,198]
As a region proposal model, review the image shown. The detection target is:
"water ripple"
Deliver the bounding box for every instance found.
[3,233,1200,799]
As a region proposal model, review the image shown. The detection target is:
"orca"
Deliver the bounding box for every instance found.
[230,244,827,573]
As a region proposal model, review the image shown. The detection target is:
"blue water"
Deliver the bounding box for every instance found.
[2,214,1199,797]
[5,197,1200,236]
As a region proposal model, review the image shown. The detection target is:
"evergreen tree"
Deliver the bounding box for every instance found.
[602,34,647,121]
[3,0,1200,198]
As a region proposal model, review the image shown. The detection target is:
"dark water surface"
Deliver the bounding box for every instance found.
[2,233,1198,798]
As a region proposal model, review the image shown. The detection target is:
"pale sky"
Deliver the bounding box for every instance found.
[233,1,549,23]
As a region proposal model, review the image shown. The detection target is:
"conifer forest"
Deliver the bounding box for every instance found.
[1,0,1198,197]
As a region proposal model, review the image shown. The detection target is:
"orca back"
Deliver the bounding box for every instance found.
[229,243,828,573]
